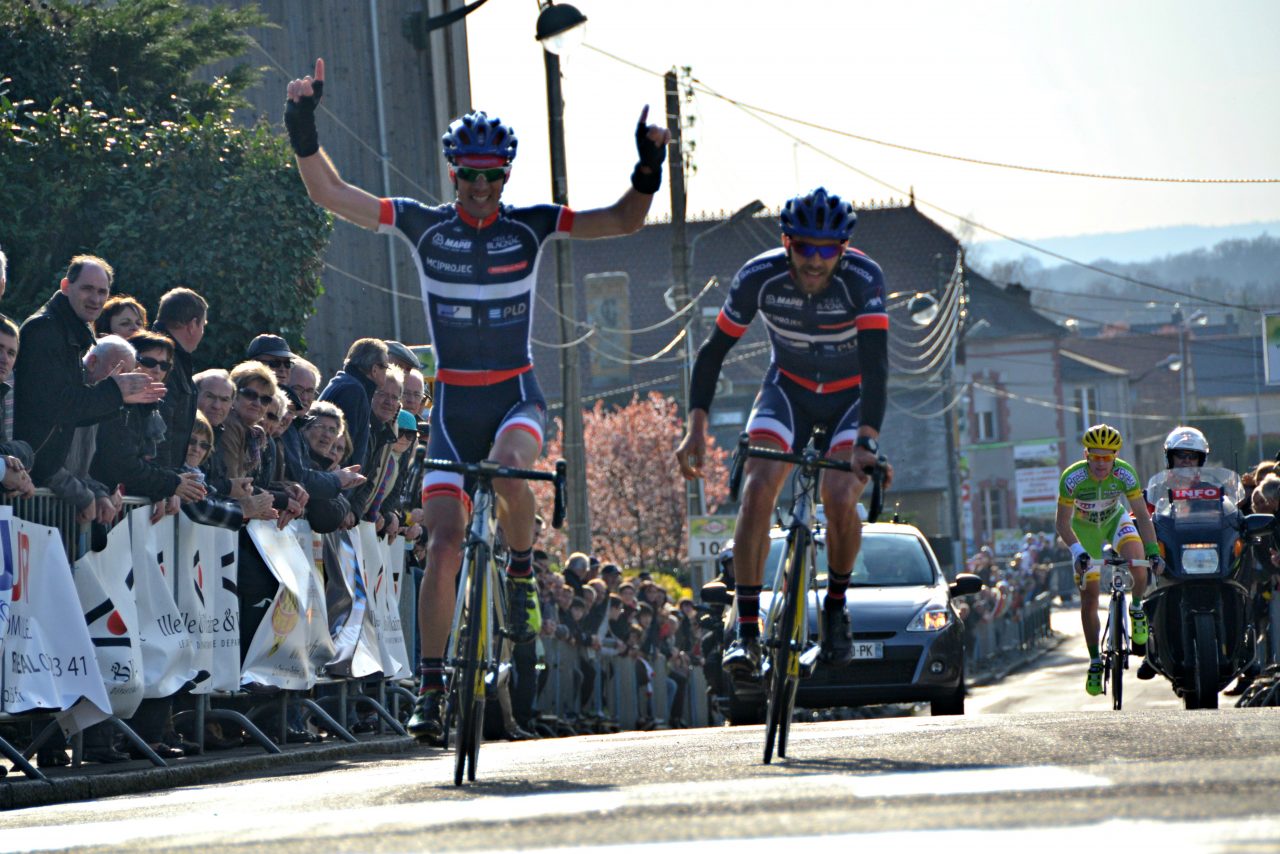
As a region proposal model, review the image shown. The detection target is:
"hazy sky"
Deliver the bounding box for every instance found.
[466,0,1279,251]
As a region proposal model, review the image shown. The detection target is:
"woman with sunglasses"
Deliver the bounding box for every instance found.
[89,330,207,507]
[675,187,891,681]
[1054,423,1159,697]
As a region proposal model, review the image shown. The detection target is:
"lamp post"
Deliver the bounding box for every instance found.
[537,1,590,551]
[1175,309,1208,423]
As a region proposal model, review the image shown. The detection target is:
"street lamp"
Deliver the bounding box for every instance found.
[1175,309,1208,422]
[537,1,591,551]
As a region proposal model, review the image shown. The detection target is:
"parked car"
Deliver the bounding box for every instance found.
[721,521,983,723]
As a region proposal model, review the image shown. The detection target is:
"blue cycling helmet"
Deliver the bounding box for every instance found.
[780,187,857,241]
[441,111,518,164]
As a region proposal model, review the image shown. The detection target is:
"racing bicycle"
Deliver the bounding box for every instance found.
[728,430,886,763]
[1098,545,1149,711]
[425,456,566,785]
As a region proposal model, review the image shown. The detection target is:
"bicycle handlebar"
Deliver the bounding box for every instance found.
[423,457,569,530]
[1099,545,1150,568]
[727,434,887,518]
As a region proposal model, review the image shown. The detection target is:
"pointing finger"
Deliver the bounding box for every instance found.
[315,58,324,83]
[637,105,649,126]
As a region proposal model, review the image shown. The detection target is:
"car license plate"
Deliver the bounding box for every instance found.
[851,642,883,659]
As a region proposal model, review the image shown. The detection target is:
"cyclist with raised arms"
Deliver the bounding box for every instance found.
[1055,424,1160,697]
[675,188,890,679]
[284,59,671,744]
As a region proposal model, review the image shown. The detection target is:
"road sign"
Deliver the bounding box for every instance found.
[688,515,736,562]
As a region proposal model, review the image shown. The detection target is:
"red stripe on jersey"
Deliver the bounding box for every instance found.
[778,368,862,394]
[436,364,533,386]
[557,207,576,233]
[856,314,889,331]
[379,198,395,227]
[716,310,748,338]
[817,317,859,331]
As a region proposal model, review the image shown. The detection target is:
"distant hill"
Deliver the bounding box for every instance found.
[969,220,1280,269]
[968,229,1280,329]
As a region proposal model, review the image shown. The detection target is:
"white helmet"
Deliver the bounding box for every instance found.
[1164,426,1208,467]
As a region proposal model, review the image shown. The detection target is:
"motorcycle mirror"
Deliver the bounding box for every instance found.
[1243,513,1278,537]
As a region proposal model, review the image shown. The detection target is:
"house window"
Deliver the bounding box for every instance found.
[977,410,996,441]
[1074,387,1099,434]
[978,486,1005,541]
[973,388,998,442]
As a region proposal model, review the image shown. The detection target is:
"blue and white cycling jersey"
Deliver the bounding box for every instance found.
[377,197,572,385]
[714,246,888,392]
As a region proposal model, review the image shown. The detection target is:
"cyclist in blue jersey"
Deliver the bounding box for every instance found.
[285,58,671,744]
[675,188,890,679]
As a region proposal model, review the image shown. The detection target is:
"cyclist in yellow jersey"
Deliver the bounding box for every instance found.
[1055,424,1161,697]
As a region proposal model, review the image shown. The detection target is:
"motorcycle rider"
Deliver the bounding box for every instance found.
[1137,426,1206,680]
[1056,424,1161,697]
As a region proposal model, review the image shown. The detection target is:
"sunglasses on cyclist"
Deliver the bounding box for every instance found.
[454,165,509,183]
[137,355,172,372]
[1086,451,1116,462]
[788,239,845,260]
[237,387,274,406]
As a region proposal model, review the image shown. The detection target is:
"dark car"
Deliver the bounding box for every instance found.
[722,522,982,723]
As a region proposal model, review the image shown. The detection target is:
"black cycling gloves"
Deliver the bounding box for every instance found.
[284,80,324,158]
[630,114,666,194]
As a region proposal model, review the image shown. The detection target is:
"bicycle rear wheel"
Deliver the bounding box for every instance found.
[764,531,806,764]
[454,542,490,786]
[1110,595,1125,711]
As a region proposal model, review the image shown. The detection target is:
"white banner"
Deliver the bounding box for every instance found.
[131,509,197,698]
[72,519,144,718]
[323,528,383,678]
[1,511,111,729]
[176,515,225,695]
[359,523,410,680]
[240,521,329,690]
[206,526,241,693]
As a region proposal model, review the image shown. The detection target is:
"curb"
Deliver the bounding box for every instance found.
[1,735,421,811]
[967,631,1068,689]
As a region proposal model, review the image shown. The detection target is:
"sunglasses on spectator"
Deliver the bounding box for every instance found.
[264,411,280,422]
[137,355,172,372]
[261,358,292,369]
[789,240,845,260]
[187,438,212,451]
[454,165,509,183]
[237,387,274,406]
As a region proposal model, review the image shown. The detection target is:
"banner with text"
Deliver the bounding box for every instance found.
[72,520,143,718]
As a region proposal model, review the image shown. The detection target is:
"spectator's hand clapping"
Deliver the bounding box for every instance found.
[241,491,277,521]
[229,477,254,500]
[111,367,167,404]
[336,465,365,489]
[174,471,207,503]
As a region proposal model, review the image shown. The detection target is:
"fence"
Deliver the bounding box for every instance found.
[962,562,1068,672]
[0,490,411,783]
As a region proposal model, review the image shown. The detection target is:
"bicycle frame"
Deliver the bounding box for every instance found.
[1100,554,1132,711]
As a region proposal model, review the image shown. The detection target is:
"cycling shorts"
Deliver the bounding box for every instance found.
[745,365,861,453]
[422,370,546,503]
[1072,510,1141,588]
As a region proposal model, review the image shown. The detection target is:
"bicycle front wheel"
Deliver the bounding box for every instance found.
[454,542,491,786]
[764,530,807,764]
[1110,595,1125,711]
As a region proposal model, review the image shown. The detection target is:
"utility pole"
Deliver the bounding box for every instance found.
[543,48,590,552]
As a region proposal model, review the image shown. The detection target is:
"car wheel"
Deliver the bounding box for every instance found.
[931,681,965,716]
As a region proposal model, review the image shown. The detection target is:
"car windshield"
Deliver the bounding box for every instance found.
[761,530,935,590]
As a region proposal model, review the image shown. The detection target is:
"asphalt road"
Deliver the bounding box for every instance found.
[3,607,1277,853]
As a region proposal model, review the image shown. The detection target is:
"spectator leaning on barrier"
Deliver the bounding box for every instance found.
[179,410,276,529]
[349,364,404,534]
[93,294,148,339]
[281,357,364,499]
[319,337,388,471]
[0,315,34,499]
[152,287,208,470]
[46,336,134,526]
[15,255,167,485]
[90,330,206,506]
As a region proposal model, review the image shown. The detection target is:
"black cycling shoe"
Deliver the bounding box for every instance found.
[819,606,854,666]
[722,636,763,682]
[1136,659,1157,680]
[407,688,446,746]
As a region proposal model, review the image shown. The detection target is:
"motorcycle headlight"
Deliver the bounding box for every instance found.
[907,606,952,632]
[1181,545,1219,575]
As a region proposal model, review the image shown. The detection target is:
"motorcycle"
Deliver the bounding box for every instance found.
[1143,466,1278,709]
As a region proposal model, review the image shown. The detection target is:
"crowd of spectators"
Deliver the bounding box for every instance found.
[0,251,445,767]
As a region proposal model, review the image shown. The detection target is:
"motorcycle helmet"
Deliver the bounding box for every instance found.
[1164,425,1209,467]
[1081,423,1123,453]
[780,187,857,241]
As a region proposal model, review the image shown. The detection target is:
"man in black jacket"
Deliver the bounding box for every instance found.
[152,287,208,469]
[15,256,165,484]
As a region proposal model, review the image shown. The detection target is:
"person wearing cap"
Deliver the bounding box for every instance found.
[384,340,419,373]
[284,58,671,746]
[245,333,295,386]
